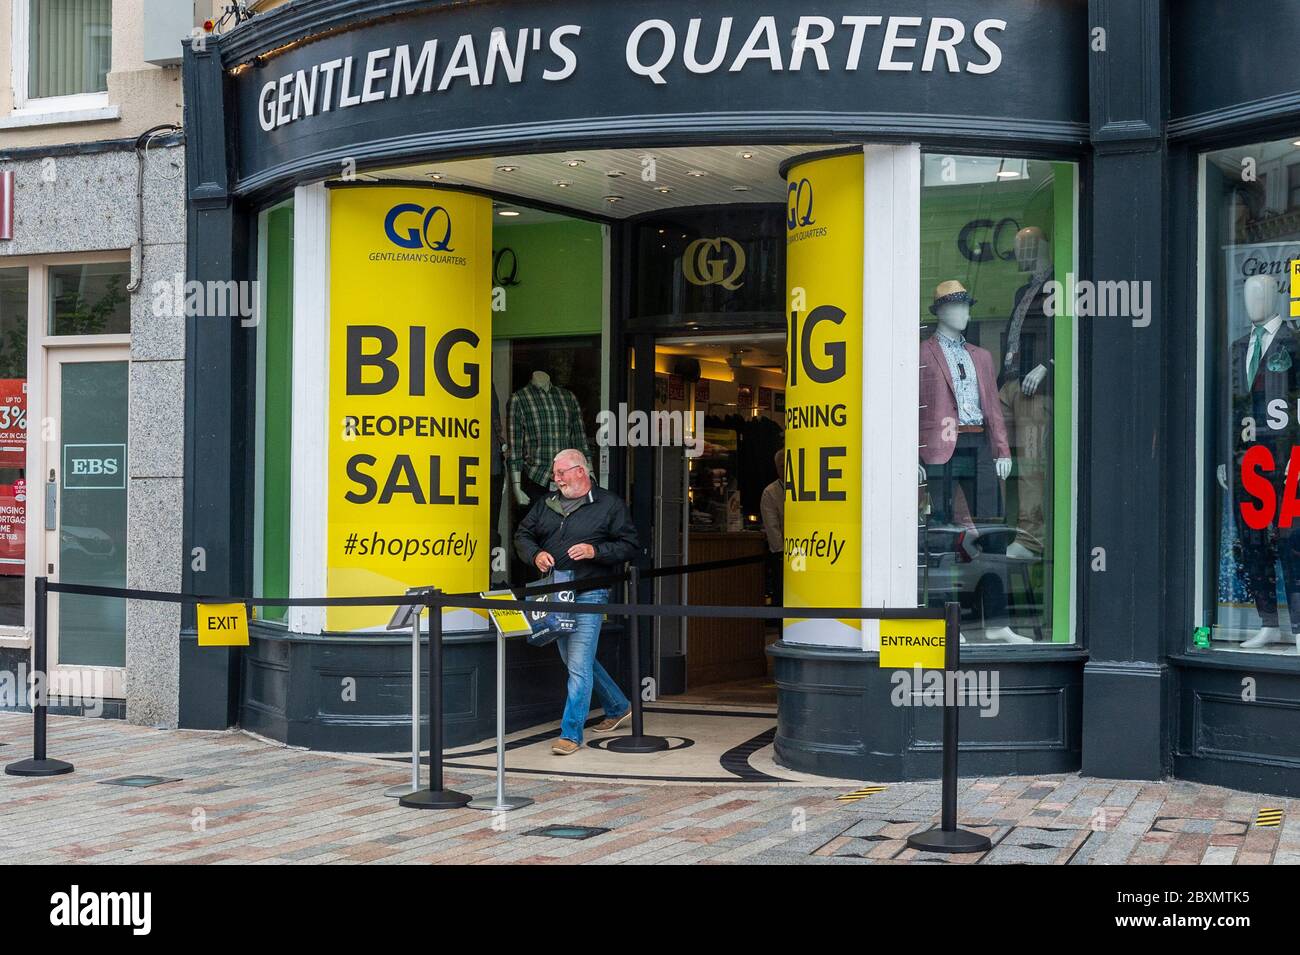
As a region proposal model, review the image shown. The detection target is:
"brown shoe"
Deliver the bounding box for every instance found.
[552,738,580,755]
[593,711,632,733]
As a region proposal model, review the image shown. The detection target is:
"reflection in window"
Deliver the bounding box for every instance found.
[1203,135,1300,657]
[48,262,129,335]
[0,269,28,627]
[918,156,1075,645]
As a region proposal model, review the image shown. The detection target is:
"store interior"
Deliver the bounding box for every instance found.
[378,144,810,705]
[350,143,1074,721]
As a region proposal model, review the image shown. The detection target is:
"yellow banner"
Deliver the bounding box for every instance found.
[1291,259,1300,318]
[197,603,250,647]
[879,618,947,670]
[783,152,863,645]
[327,187,491,630]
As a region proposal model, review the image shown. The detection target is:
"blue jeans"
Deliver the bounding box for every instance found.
[555,588,630,743]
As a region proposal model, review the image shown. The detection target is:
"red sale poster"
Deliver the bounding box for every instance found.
[0,378,26,465]
[0,477,25,573]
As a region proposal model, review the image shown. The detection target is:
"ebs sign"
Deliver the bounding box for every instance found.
[384,203,454,252]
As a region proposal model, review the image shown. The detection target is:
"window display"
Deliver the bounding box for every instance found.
[492,213,605,589]
[918,156,1075,644]
[1202,135,1300,656]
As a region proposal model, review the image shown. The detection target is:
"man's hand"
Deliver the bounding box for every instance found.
[567,543,596,561]
[534,551,555,572]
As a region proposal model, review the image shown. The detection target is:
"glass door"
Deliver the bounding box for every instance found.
[46,346,128,699]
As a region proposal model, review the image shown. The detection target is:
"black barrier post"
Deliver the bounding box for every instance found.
[606,564,670,754]
[6,577,74,777]
[399,590,470,809]
[905,601,991,854]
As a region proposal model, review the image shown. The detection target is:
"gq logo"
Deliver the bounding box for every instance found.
[786,177,815,230]
[957,217,1019,263]
[683,237,746,291]
[384,203,454,252]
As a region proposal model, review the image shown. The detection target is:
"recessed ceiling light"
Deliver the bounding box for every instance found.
[686,169,708,177]
[606,170,625,178]
[428,172,444,180]
[731,185,751,192]
[603,195,622,203]
[656,186,672,194]
[497,209,521,217]
[739,151,755,160]
[657,228,665,234]
[496,164,519,172]
[564,159,586,168]
[553,179,572,188]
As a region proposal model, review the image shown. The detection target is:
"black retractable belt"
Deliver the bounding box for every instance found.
[604,564,670,754]
[399,590,471,810]
[5,577,74,777]
[905,601,992,854]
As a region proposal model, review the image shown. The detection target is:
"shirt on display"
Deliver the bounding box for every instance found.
[508,382,591,487]
[936,332,984,426]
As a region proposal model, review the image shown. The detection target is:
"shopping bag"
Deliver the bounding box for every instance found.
[525,569,577,647]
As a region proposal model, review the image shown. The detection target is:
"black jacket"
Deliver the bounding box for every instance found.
[513,484,640,583]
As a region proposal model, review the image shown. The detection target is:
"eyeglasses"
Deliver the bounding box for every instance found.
[552,463,585,479]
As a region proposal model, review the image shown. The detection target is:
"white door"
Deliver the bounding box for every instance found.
[45,345,129,700]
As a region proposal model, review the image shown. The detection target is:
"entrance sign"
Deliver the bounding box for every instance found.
[879,618,946,669]
[783,151,864,646]
[481,592,532,637]
[327,187,491,630]
[197,603,250,647]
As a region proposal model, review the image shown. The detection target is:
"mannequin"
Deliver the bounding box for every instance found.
[920,280,1030,644]
[509,369,591,506]
[1217,274,1300,651]
[1001,226,1054,561]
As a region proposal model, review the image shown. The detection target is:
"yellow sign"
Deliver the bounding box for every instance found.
[783,152,864,645]
[196,603,249,647]
[481,592,531,637]
[1291,259,1300,318]
[327,187,492,631]
[879,618,947,669]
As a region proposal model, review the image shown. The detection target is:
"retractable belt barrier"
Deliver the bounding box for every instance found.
[3,557,987,853]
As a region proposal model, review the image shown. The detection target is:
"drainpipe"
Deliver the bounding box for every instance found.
[126,124,182,293]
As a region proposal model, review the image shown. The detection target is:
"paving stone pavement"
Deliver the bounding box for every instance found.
[1,713,1297,865]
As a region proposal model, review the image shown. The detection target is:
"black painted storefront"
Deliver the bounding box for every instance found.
[175,0,1300,794]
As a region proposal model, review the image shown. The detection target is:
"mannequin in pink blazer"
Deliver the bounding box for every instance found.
[919,333,1011,466]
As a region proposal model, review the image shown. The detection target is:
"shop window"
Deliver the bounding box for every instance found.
[17,0,112,103]
[1200,135,1300,657]
[918,155,1077,645]
[47,261,129,336]
[0,268,28,627]
[492,215,605,588]
[255,203,294,622]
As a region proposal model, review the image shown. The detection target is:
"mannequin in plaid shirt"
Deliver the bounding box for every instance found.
[509,370,591,504]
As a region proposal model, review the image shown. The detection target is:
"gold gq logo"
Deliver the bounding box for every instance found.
[683,237,746,291]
